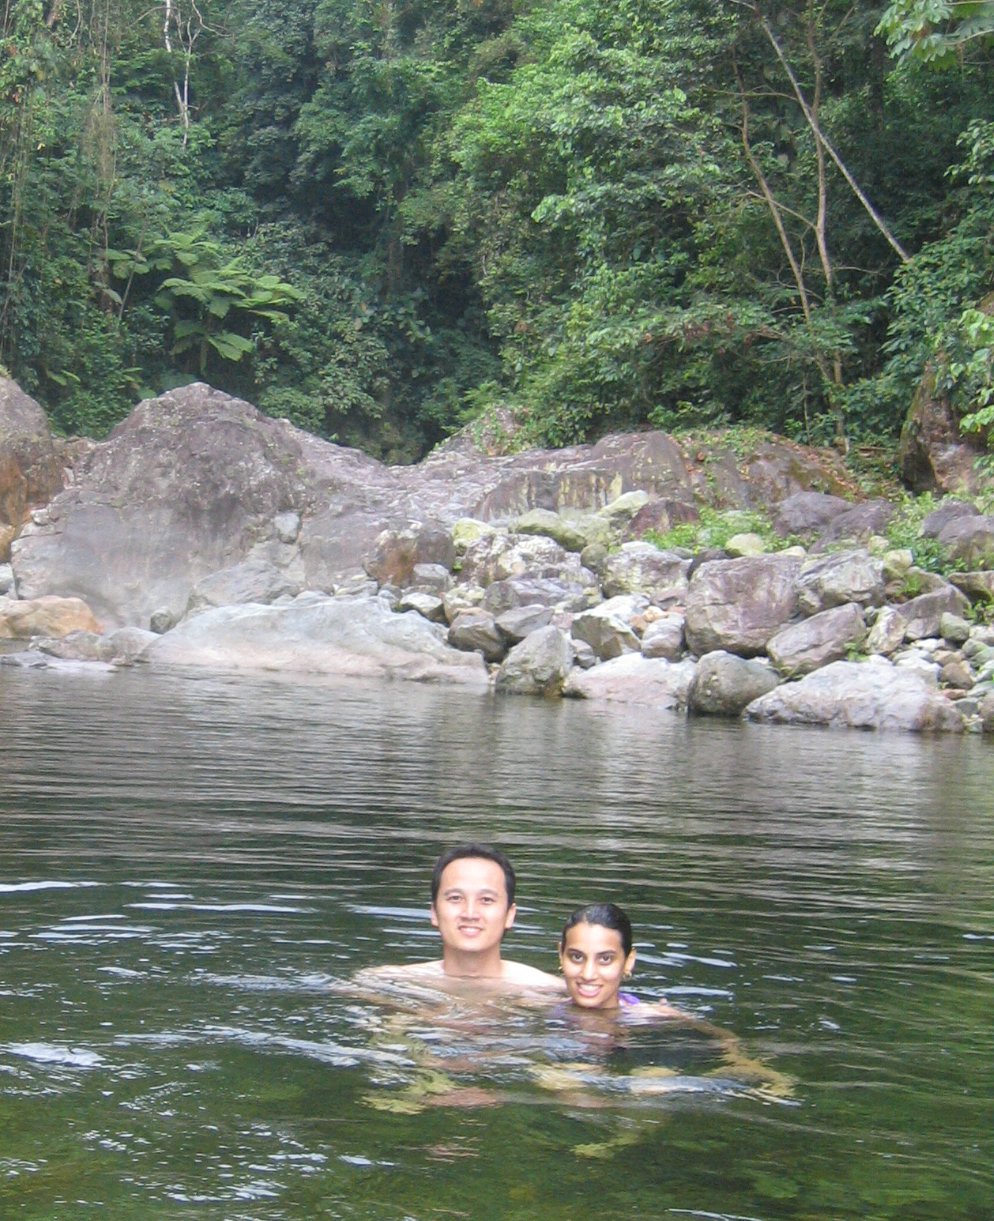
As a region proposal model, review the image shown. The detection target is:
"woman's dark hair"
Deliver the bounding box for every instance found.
[560,903,633,955]
[430,843,516,906]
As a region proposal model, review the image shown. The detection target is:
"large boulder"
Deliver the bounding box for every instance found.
[570,597,645,661]
[0,379,65,560]
[745,660,963,732]
[563,654,697,707]
[688,650,780,716]
[893,585,970,642]
[494,625,575,696]
[447,608,506,662]
[11,385,400,628]
[0,593,102,639]
[772,491,852,538]
[936,515,994,569]
[766,603,867,676]
[187,554,303,612]
[7,382,866,630]
[599,544,692,601]
[684,554,802,657]
[142,594,489,684]
[899,365,988,495]
[795,550,886,614]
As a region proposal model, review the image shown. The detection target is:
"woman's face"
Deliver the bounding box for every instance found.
[559,921,636,1010]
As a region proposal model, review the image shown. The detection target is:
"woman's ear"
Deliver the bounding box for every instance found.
[624,948,637,978]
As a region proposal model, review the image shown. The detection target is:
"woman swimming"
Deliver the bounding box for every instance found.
[558,902,683,1015]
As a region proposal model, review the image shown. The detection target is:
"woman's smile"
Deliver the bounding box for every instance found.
[559,921,637,1010]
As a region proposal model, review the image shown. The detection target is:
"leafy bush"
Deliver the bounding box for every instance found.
[645,506,784,553]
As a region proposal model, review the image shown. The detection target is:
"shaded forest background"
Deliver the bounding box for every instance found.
[1,0,993,464]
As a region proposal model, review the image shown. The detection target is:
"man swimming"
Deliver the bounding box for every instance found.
[361,843,563,992]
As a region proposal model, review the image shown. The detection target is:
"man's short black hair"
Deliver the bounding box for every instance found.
[430,843,516,906]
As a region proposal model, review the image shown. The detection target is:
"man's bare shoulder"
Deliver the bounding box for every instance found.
[355,961,445,981]
[353,959,564,996]
[498,960,563,989]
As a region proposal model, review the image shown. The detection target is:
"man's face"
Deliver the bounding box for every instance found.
[430,856,516,955]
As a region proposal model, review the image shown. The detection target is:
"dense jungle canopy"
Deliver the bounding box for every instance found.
[1,0,993,462]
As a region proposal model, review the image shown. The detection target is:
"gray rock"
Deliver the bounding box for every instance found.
[102,625,158,664]
[7,380,859,631]
[684,553,802,657]
[494,604,554,644]
[0,562,13,595]
[572,639,598,669]
[624,497,699,539]
[143,595,489,685]
[36,630,105,661]
[600,543,691,601]
[11,384,389,627]
[939,658,974,689]
[936,515,994,568]
[512,508,591,552]
[796,549,886,614]
[570,602,642,661]
[688,650,780,716]
[865,606,907,656]
[188,557,301,612]
[397,591,447,623]
[767,603,867,676]
[459,531,555,585]
[949,570,994,602]
[725,532,767,557]
[921,500,980,538]
[897,585,970,642]
[494,625,575,696]
[563,655,697,708]
[448,608,506,662]
[745,660,963,732]
[409,563,453,595]
[814,500,894,547]
[273,511,301,544]
[481,576,594,615]
[640,612,686,661]
[149,607,177,634]
[0,648,49,668]
[772,491,852,537]
[442,585,484,621]
[939,612,972,646]
[899,377,988,496]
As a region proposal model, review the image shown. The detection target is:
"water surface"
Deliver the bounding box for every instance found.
[1,665,991,1219]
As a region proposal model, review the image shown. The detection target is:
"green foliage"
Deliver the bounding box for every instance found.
[881,492,958,573]
[645,505,784,554]
[137,231,304,374]
[0,0,992,459]
[877,1,994,67]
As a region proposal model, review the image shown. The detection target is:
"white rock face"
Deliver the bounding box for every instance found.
[563,654,697,708]
[143,595,489,686]
[744,661,964,732]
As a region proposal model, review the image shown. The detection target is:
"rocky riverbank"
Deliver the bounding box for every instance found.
[2,378,993,733]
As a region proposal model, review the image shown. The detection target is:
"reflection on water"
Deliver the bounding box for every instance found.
[1,665,992,1219]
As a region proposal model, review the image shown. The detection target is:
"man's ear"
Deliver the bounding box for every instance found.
[503,902,517,930]
[429,904,439,929]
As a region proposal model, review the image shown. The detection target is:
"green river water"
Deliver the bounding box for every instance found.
[0,664,991,1220]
